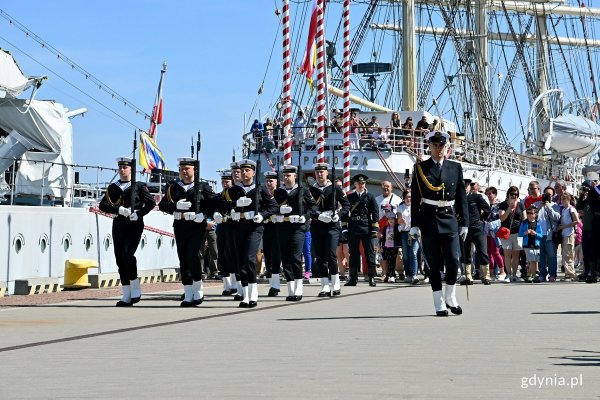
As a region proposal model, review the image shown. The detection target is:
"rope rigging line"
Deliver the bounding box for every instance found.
[0,34,144,131]
[0,9,151,121]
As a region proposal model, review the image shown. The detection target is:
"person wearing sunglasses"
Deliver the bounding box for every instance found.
[498,186,525,282]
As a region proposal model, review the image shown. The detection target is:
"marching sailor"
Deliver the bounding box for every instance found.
[410,131,469,316]
[213,170,236,296]
[158,157,218,307]
[309,162,350,296]
[263,171,283,296]
[344,174,380,287]
[228,159,278,308]
[273,165,316,301]
[99,157,156,307]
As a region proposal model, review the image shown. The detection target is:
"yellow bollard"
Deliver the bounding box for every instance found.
[64,259,98,289]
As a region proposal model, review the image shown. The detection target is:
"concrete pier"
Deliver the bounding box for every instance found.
[0,281,598,399]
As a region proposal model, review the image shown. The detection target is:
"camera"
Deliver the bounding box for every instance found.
[542,193,551,203]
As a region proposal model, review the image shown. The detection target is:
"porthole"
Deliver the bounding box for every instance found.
[171,238,176,248]
[104,235,112,251]
[156,236,162,249]
[39,234,48,254]
[63,234,72,253]
[14,234,24,254]
[140,234,147,250]
[84,234,93,252]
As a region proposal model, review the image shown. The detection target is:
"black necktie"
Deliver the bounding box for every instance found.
[434,162,441,171]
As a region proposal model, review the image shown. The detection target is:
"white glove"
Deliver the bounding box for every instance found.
[275,215,284,223]
[297,216,306,224]
[318,213,332,223]
[289,215,299,223]
[183,212,196,221]
[270,215,278,223]
[409,227,420,236]
[129,212,138,221]
[331,213,339,223]
[194,213,205,223]
[244,211,255,220]
[460,226,468,240]
[236,197,252,207]
[231,212,241,221]
[213,212,223,224]
[176,200,192,210]
[118,206,132,217]
[253,214,264,224]
[280,205,293,214]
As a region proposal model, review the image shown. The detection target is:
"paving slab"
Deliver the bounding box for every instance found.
[0,281,598,399]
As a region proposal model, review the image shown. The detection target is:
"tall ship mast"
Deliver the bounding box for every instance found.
[243,0,600,195]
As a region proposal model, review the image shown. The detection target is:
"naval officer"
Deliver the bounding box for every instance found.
[410,131,469,316]
[99,157,156,307]
[344,173,380,287]
[158,157,218,307]
[309,162,350,296]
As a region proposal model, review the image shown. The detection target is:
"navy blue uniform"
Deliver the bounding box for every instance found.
[345,190,379,281]
[99,181,156,285]
[411,158,469,291]
[158,180,217,285]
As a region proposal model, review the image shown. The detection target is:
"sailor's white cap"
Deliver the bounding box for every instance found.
[239,159,257,170]
[116,157,133,166]
[313,162,329,171]
[220,170,233,180]
[264,171,278,179]
[178,157,196,166]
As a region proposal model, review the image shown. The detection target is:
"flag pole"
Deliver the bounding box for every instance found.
[342,0,351,195]
[315,0,326,164]
[282,0,293,166]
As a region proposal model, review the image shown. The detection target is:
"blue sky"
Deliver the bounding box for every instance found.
[0,1,284,184]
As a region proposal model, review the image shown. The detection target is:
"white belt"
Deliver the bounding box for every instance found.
[422,199,455,207]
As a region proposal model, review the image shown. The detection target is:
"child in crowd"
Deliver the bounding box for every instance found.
[379,212,400,283]
[574,210,584,272]
[518,206,543,282]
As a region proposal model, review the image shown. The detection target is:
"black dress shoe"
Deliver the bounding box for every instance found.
[131,297,141,304]
[586,276,597,283]
[482,278,492,285]
[193,297,204,306]
[332,290,341,296]
[267,287,280,297]
[446,303,462,315]
[344,279,357,287]
[180,300,196,307]
[180,293,185,301]
[369,277,376,287]
[318,291,331,297]
[285,295,295,301]
[233,294,243,301]
[116,300,133,307]
[436,310,449,317]
[292,295,302,301]
[248,301,258,308]
[229,288,238,295]
[222,289,231,296]
[460,279,473,286]
[238,302,249,308]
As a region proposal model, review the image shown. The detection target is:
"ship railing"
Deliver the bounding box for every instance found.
[0,156,218,207]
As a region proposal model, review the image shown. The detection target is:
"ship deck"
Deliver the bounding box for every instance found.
[0,280,598,399]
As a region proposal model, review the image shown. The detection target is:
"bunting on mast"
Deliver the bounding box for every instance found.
[140,62,167,172]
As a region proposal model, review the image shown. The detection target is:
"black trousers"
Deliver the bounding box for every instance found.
[234,221,263,285]
[174,221,206,285]
[223,221,240,278]
[112,217,144,285]
[311,223,340,278]
[276,223,306,281]
[348,233,376,280]
[462,230,490,266]
[216,223,230,276]
[421,231,461,291]
[263,223,281,276]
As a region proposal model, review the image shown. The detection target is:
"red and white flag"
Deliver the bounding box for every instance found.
[149,63,166,139]
[298,0,321,91]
